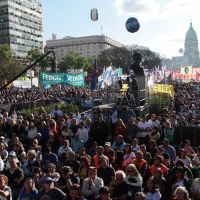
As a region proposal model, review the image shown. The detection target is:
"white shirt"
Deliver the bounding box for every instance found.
[58,145,72,157]
[77,127,88,143]
[145,191,161,200]
[137,121,151,138]
[50,109,63,118]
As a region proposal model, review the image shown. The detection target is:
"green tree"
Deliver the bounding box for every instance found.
[0,44,24,82]
[98,45,162,74]
[27,48,50,71]
[58,51,93,72]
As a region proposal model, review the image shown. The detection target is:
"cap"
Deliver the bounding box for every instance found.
[9,151,17,158]
[0,136,4,140]
[105,142,111,147]
[43,176,53,184]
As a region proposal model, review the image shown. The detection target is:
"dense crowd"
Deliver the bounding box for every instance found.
[0,82,199,200]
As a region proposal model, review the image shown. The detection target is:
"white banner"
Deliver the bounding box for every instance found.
[13,78,38,88]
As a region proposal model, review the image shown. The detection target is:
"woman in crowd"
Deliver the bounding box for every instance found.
[125,164,143,200]
[114,119,126,137]
[172,186,191,200]
[0,175,12,200]
[163,121,174,144]
[78,156,90,184]
[123,144,135,165]
[175,149,192,169]
[113,150,126,171]
[17,177,38,200]
[144,176,161,200]
[182,140,195,158]
[64,184,83,200]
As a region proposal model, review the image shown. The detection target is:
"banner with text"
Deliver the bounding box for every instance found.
[40,72,85,87]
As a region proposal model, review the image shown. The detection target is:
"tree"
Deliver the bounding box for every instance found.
[58,51,93,72]
[98,47,130,73]
[27,48,50,71]
[98,45,162,74]
[0,44,24,82]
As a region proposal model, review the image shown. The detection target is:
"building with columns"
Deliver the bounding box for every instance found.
[163,23,200,70]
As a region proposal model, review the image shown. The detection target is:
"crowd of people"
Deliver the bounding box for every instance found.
[0,82,199,200]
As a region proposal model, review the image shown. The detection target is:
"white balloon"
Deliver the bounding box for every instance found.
[91,8,98,21]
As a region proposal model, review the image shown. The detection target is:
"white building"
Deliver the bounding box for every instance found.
[163,23,200,70]
[45,35,123,62]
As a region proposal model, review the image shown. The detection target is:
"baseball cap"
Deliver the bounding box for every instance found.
[43,176,53,184]
[105,142,111,146]
[9,151,17,158]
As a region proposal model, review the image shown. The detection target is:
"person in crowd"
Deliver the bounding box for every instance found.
[153,167,167,199]
[172,186,191,200]
[50,105,63,118]
[78,156,90,184]
[77,121,88,144]
[60,124,73,141]
[82,167,104,200]
[0,174,12,200]
[70,133,84,153]
[64,184,83,200]
[103,142,115,166]
[58,139,72,157]
[35,176,66,200]
[182,140,195,158]
[137,117,151,145]
[191,168,200,200]
[123,143,136,165]
[64,151,80,174]
[42,147,58,171]
[17,177,38,200]
[57,166,80,196]
[22,149,40,178]
[0,142,8,161]
[149,155,168,177]
[144,176,161,200]
[149,126,160,144]
[167,166,191,199]
[175,149,192,169]
[109,170,128,200]
[96,186,112,200]
[131,151,148,177]
[46,163,60,183]
[4,151,24,200]
[163,121,174,144]
[112,135,126,152]
[126,118,138,142]
[114,119,126,137]
[131,138,140,153]
[25,121,38,145]
[140,144,152,166]
[97,156,115,186]
[125,164,143,200]
[92,114,109,146]
[162,138,176,163]
[113,150,126,171]
[134,192,145,200]
[93,146,109,169]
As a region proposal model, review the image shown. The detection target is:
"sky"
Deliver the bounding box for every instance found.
[41,0,200,59]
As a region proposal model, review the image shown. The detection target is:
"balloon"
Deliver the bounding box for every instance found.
[91,8,98,21]
[125,17,140,33]
[179,48,183,53]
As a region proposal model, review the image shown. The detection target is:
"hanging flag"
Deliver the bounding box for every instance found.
[90,59,98,90]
